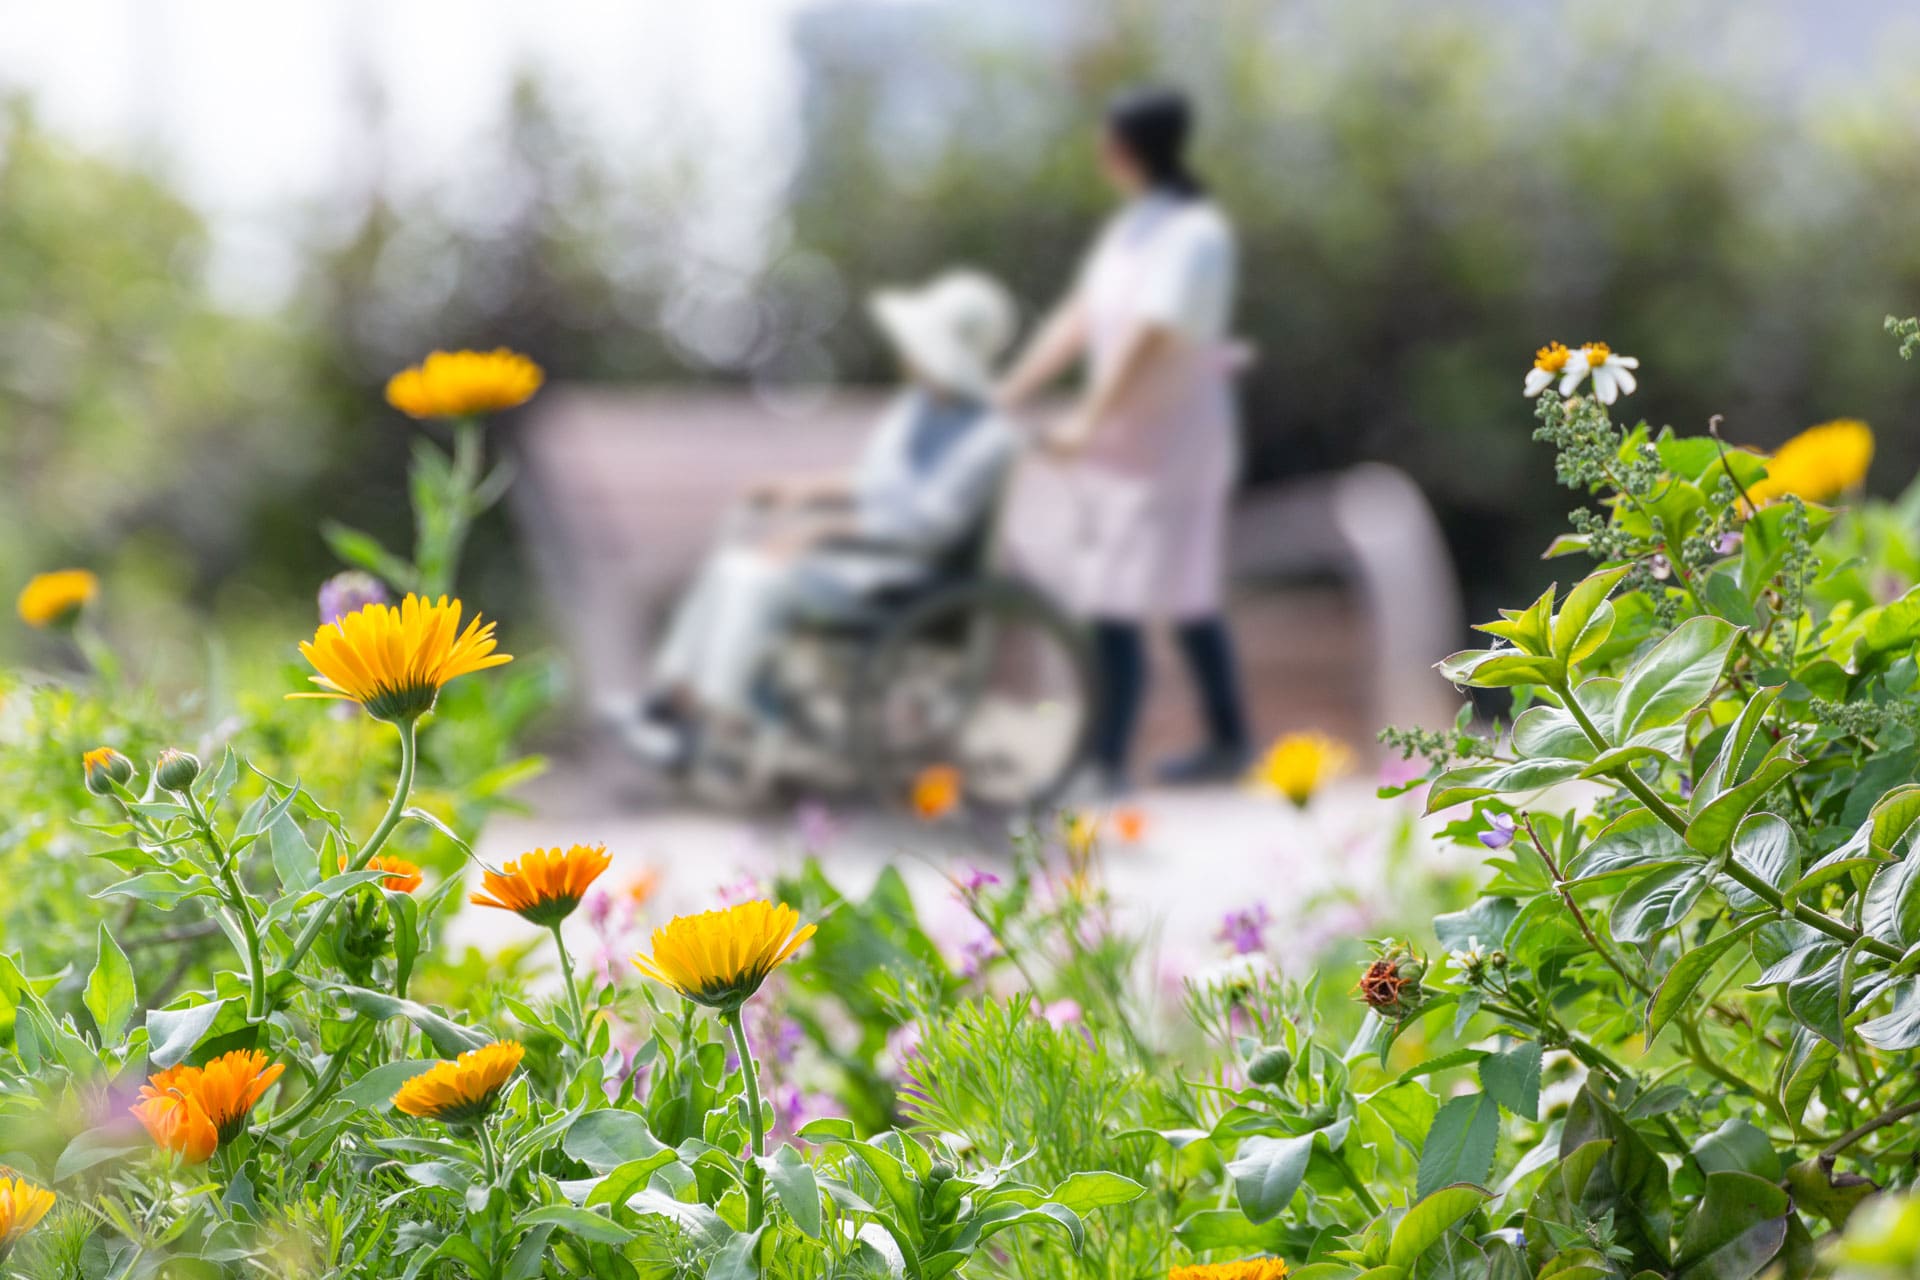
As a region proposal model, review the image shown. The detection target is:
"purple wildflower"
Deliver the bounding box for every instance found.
[1479,813,1518,850]
[954,865,1000,898]
[317,571,388,624]
[1214,903,1272,956]
[1715,530,1742,556]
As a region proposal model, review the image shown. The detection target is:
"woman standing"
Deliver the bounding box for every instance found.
[997,86,1250,791]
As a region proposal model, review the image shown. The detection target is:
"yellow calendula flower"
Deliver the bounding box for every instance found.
[392,1041,525,1125]
[1747,419,1874,506]
[386,349,544,420]
[293,594,511,722]
[632,900,816,1012]
[16,568,98,628]
[0,1176,55,1261]
[1170,1260,1289,1280]
[1250,732,1352,808]
[911,765,962,820]
[469,844,611,926]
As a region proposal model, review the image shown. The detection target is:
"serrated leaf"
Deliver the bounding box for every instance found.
[1479,1043,1541,1121]
[1418,1093,1500,1198]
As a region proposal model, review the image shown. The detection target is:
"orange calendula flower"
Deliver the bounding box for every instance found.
[342,853,423,894]
[626,866,661,908]
[1747,418,1874,506]
[392,1040,525,1125]
[386,349,544,420]
[911,765,962,820]
[132,1050,285,1164]
[16,568,98,628]
[1170,1260,1289,1280]
[632,900,816,1012]
[293,594,511,722]
[469,844,611,926]
[1111,807,1148,843]
[0,1176,55,1261]
[1250,732,1352,808]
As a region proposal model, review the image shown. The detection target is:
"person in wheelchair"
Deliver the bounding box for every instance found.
[629,269,1020,769]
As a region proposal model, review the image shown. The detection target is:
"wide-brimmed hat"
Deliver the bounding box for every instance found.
[867,269,1017,398]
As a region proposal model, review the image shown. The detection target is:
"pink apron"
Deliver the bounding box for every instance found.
[1066,199,1240,622]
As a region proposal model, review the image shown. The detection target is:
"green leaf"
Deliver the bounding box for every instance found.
[1417,1093,1499,1198]
[1858,976,1920,1050]
[1793,821,1885,898]
[758,1145,821,1238]
[1434,898,1519,952]
[1388,1184,1488,1270]
[1045,1171,1145,1214]
[1479,1043,1541,1121]
[146,999,228,1069]
[564,1109,669,1175]
[1438,649,1566,689]
[54,1125,146,1180]
[1613,864,1708,944]
[1721,815,1800,911]
[1863,847,1920,948]
[1562,1087,1672,1270]
[1869,784,1920,859]
[336,1060,438,1109]
[1648,918,1766,1045]
[84,923,136,1043]
[1228,1132,1315,1224]
[1671,1171,1790,1280]
[518,1203,635,1246]
[1783,1155,1878,1230]
[1691,1117,1780,1181]
[1551,567,1631,665]
[1614,616,1742,740]
[268,809,320,894]
[1566,810,1698,885]
[1686,739,1804,857]
[321,984,489,1057]
[1425,758,1589,813]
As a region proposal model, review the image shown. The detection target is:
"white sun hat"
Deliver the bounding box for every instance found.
[867,269,1018,399]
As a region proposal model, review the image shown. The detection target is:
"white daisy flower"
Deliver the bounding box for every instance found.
[1566,341,1639,405]
[1524,342,1573,397]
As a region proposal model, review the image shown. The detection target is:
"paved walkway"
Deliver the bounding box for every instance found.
[448,752,1468,995]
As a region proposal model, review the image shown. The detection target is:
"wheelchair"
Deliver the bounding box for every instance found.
[684,497,1098,816]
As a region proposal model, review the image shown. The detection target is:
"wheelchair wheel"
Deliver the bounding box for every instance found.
[850,577,1095,815]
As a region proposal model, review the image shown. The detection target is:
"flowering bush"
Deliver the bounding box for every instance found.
[10,328,1920,1279]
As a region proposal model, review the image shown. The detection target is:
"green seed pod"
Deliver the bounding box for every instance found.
[154,748,202,793]
[1247,1045,1293,1086]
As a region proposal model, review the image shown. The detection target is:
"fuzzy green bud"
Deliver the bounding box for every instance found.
[154,748,201,793]
[1246,1045,1293,1086]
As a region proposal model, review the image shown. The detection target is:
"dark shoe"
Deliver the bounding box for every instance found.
[1154,744,1250,787]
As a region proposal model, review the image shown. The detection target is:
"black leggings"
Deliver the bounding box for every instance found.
[1090,615,1249,774]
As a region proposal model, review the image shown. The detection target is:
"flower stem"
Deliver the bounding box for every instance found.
[477,1121,502,1185]
[1553,680,1903,963]
[725,1008,766,1231]
[280,718,418,978]
[182,791,268,1023]
[550,923,586,1049]
[266,1022,371,1135]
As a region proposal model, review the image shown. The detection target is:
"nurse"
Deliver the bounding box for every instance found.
[996,86,1250,791]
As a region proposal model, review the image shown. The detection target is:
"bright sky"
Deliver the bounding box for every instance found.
[0,0,824,302]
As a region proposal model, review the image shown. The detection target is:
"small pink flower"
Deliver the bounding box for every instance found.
[1037,999,1082,1029]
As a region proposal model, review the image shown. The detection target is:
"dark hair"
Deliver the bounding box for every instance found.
[1105,86,1202,198]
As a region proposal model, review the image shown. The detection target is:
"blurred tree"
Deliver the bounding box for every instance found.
[782,0,1920,617]
[0,100,334,644]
